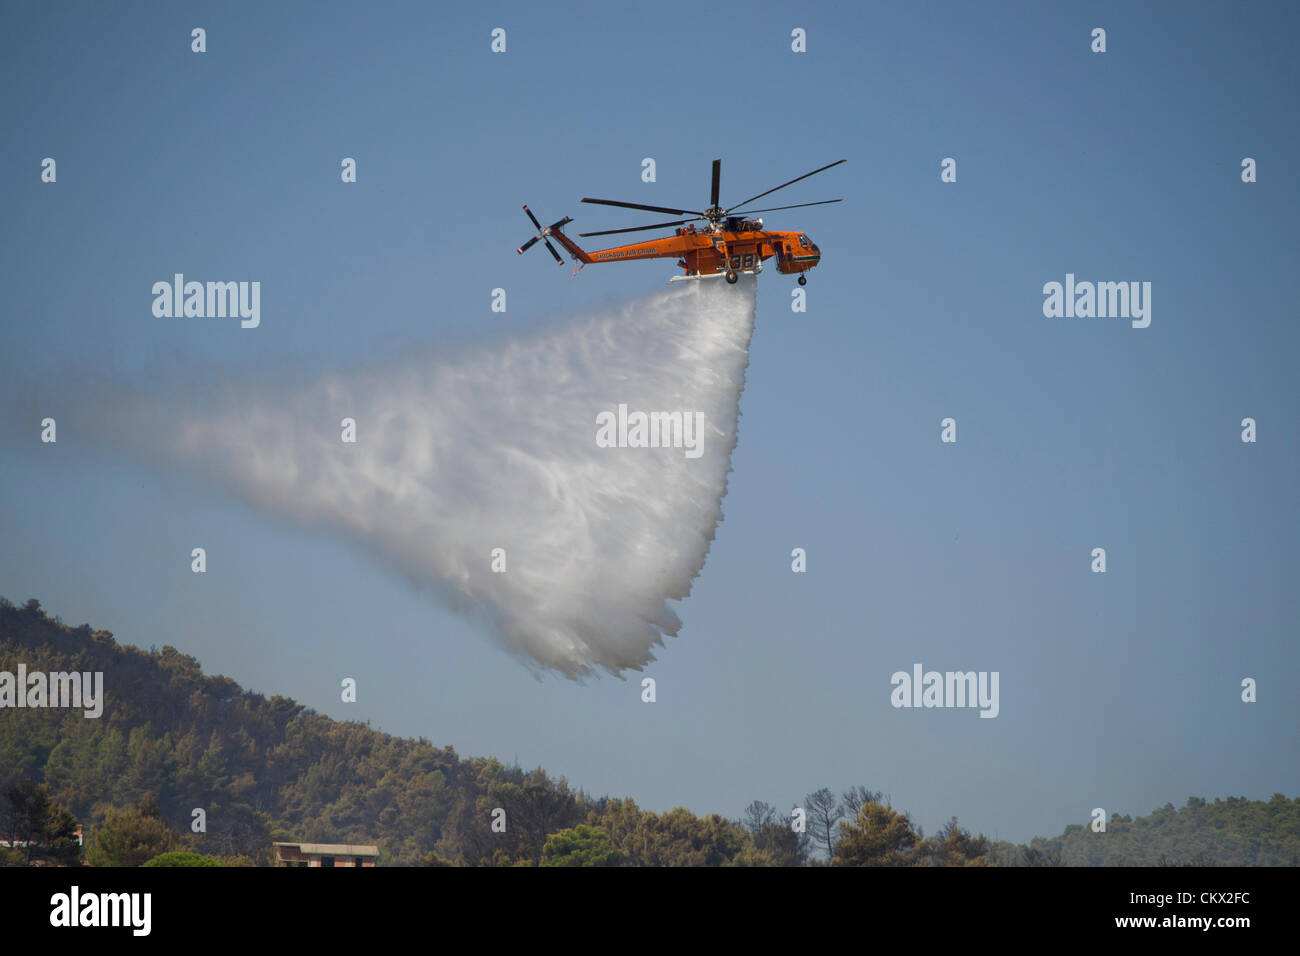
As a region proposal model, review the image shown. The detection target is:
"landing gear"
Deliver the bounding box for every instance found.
[798,274,807,286]
[725,271,738,284]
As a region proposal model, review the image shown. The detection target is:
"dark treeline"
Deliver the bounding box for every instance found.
[2,598,1295,866]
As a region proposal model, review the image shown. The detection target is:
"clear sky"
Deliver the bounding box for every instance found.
[2,0,1297,844]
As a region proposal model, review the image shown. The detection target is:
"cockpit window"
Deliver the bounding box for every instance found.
[798,234,810,248]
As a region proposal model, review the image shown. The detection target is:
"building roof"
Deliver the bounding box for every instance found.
[273,842,380,857]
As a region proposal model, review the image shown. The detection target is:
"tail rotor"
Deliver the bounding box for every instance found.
[517,205,571,264]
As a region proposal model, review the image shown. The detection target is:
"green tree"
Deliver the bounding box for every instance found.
[835,801,919,866]
[197,801,271,860]
[913,817,995,866]
[541,825,621,866]
[592,801,750,867]
[742,800,809,866]
[87,796,181,867]
[0,780,81,865]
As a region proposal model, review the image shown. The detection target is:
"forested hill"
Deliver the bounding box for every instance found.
[2,597,1296,866]
[993,795,1300,867]
[1,597,608,865]
[1,596,773,866]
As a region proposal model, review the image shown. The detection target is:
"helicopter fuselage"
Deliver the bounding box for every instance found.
[564,220,821,278]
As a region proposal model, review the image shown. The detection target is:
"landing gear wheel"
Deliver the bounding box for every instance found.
[798,274,807,286]
[725,271,738,284]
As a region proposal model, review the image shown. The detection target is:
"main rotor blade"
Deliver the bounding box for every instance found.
[726,159,847,214]
[581,197,703,217]
[517,236,540,254]
[710,159,721,208]
[579,217,701,238]
[544,240,563,264]
[523,205,542,230]
[734,198,843,215]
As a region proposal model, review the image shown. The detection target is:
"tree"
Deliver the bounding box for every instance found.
[756,818,810,867]
[0,780,81,865]
[494,770,582,864]
[197,801,271,861]
[742,799,809,866]
[840,785,883,819]
[540,825,621,867]
[87,796,181,867]
[742,800,776,836]
[1022,845,1063,867]
[835,801,919,866]
[591,800,750,867]
[804,788,841,860]
[914,817,994,867]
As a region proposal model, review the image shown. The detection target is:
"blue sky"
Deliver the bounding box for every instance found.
[2,0,1297,844]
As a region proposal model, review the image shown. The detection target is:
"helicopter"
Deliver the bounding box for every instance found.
[517,158,844,285]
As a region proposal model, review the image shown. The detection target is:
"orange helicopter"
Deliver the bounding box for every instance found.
[517,158,844,285]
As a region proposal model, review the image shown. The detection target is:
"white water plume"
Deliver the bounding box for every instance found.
[106,278,757,678]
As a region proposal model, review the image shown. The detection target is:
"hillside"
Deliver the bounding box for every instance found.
[2,597,1296,866]
[993,795,1300,867]
[0,597,755,865]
